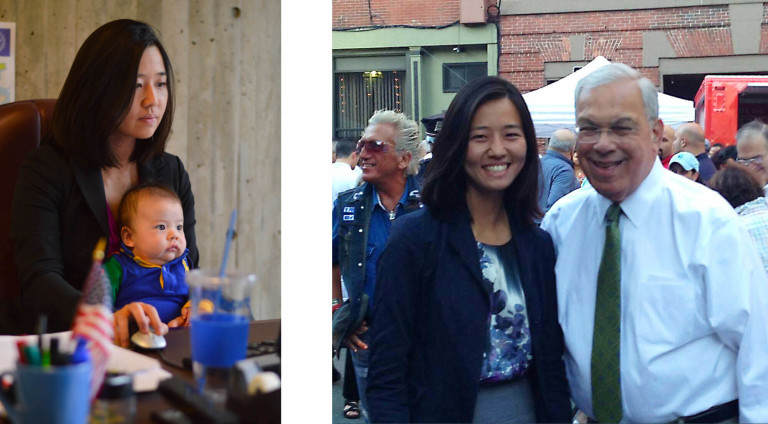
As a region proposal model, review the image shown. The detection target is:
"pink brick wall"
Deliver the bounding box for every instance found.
[334,2,759,91]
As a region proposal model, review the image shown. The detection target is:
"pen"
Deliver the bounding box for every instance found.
[37,314,49,367]
[219,209,237,278]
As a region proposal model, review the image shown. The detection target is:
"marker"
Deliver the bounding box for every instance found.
[49,338,60,366]
[16,340,27,364]
[71,337,90,364]
[24,345,41,366]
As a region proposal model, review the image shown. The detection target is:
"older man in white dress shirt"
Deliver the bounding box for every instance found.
[541,63,768,423]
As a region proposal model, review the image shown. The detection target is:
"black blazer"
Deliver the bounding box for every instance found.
[366,207,570,423]
[10,143,198,332]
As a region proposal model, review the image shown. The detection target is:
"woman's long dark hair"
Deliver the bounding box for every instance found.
[421,76,541,226]
[709,164,765,208]
[50,19,175,169]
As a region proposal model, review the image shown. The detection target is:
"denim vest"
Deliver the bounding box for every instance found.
[334,176,421,352]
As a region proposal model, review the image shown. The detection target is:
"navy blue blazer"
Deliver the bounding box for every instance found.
[366,207,570,423]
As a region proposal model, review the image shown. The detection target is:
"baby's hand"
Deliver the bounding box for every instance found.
[168,307,191,328]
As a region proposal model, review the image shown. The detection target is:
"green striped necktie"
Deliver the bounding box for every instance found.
[591,202,623,423]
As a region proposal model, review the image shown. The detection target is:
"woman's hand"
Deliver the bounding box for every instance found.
[344,321,369,352]
[113,302,169,348]
[168,307,190,328]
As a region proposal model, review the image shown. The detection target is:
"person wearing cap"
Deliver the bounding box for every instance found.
[668,151,700,182]
[416,122,441,180]
[541,62,768,423]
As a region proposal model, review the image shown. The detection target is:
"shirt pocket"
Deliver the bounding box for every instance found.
[634,274,702,347]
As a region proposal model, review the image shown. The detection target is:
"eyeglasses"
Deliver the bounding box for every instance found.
[736,155,764,166]
[575,125,639,144]
[356,139,394,154]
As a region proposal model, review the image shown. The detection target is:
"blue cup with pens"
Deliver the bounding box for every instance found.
[0,338,92,424]
[188,268,257,405]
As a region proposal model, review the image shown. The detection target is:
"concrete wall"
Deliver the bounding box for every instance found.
[0,0,281,319]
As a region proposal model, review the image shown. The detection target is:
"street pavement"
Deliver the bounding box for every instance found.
[332,349,360,424]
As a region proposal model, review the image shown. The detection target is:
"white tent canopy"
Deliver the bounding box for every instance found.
[523,56,695,138]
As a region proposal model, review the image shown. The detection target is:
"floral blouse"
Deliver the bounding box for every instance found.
[477,241,532,384]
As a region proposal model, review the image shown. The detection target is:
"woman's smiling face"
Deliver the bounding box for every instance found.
[464,97,527,196]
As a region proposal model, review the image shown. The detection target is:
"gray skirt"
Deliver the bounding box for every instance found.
[472,377,536,424]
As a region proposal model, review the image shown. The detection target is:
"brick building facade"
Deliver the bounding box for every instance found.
[333,1,768,101]
[333,0,496,28]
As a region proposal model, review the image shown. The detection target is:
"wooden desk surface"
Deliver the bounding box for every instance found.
[136,319,280,422]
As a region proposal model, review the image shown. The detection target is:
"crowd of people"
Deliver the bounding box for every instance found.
[331,63,768,423]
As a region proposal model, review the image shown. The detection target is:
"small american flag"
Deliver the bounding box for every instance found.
[71,238,114,400]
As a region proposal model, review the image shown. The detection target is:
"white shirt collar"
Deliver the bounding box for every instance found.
[591,157,662,229]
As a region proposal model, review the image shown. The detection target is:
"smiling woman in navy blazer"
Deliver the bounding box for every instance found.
[366,77,571,423]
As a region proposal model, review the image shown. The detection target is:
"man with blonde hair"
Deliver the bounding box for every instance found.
[332,110,423,422]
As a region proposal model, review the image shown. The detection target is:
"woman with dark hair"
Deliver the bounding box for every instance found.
[709,165,768,273]
[712,145,737,170]
[366,76,570,423]
[11,19,198,345]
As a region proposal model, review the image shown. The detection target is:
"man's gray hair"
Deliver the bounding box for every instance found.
[548,129,576,152]
[367,109,423,175]
[575,62,659,123]
[736,119,768,148]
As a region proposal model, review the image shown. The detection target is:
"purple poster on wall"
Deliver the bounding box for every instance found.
[0,22,14,104]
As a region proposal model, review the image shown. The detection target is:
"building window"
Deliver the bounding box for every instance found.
[443,62,487,92]
[334,70,406,140]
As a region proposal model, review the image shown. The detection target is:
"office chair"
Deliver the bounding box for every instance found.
[0,99,56,334]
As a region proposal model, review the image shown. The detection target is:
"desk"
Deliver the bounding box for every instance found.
[136,319,280,423]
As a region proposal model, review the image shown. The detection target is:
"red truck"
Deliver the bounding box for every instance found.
[694,75,768,146]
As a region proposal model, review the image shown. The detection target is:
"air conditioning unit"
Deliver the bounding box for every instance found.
[460,0,486,24]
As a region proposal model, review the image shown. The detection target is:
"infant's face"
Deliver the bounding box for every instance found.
[125,197,186,265]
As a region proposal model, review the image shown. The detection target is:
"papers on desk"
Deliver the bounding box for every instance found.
[108,341,173,391]
[0,331,171,393]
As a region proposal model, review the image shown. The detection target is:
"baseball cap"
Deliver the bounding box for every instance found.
[669,152,700,172]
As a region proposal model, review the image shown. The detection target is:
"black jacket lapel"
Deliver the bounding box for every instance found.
[445,209,490,297]
[510,223,541,326]
[70,159,109,236]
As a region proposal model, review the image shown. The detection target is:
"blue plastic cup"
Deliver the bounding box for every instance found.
[0,361,92,424]
[187,269,256,404]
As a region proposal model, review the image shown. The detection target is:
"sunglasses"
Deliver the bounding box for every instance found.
[356,139,394,154]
